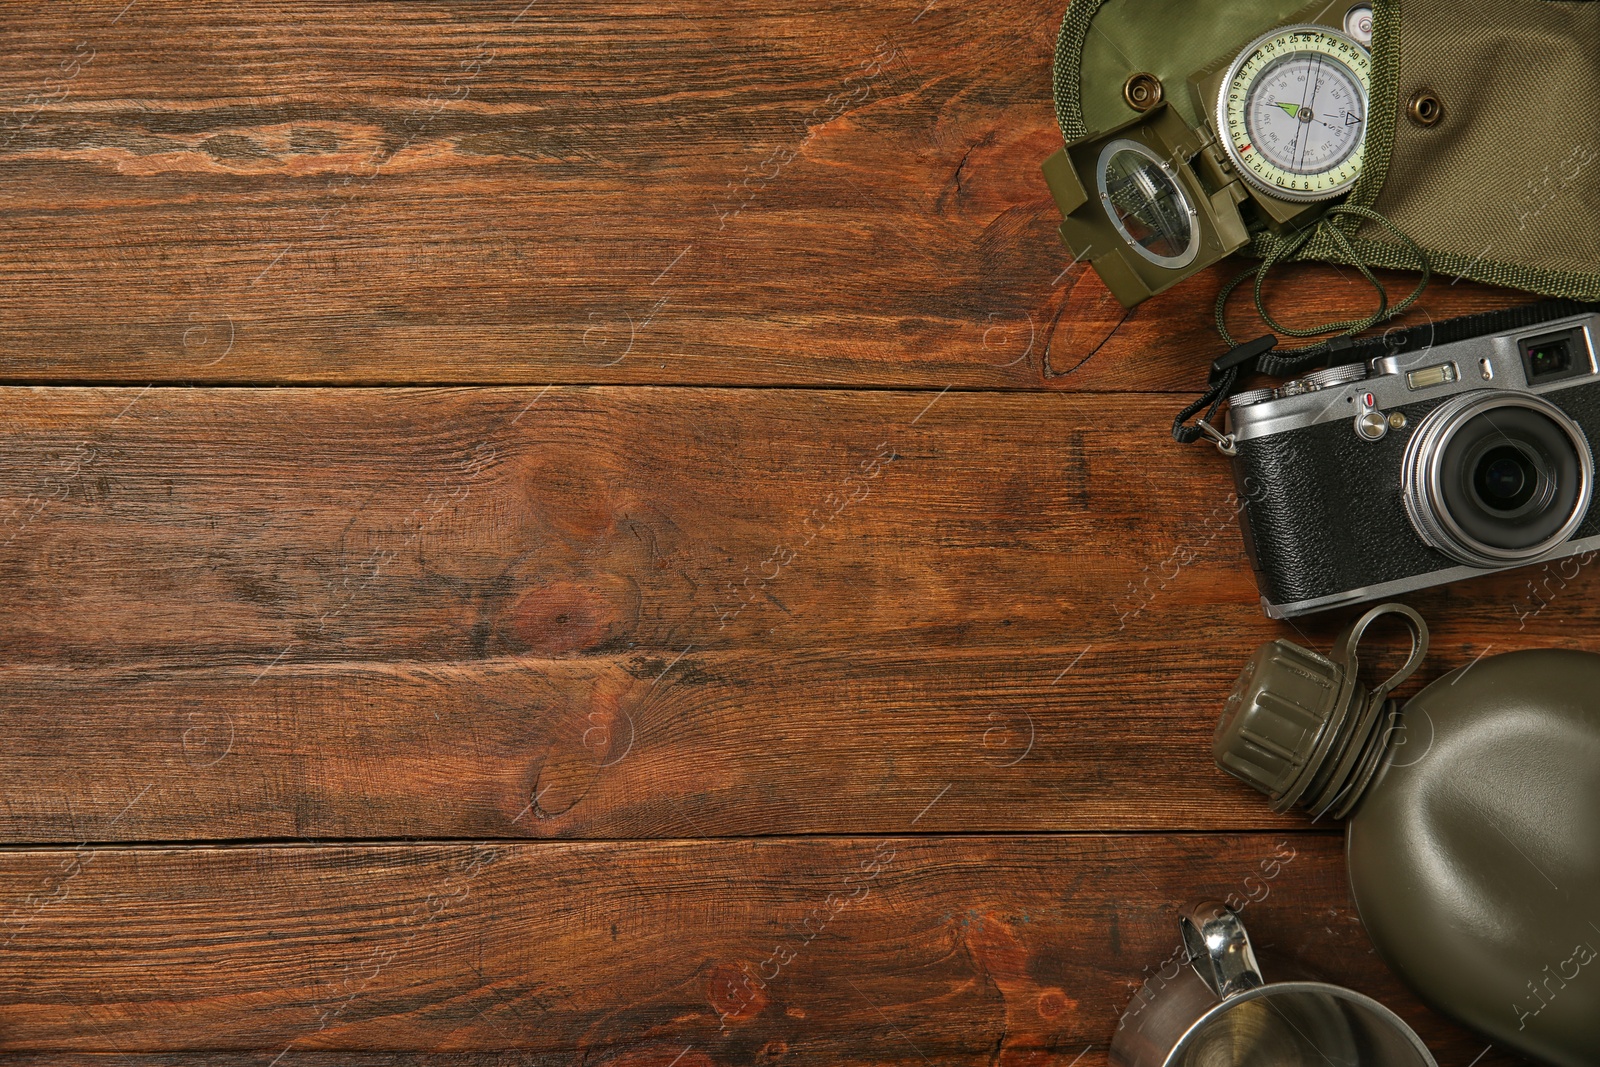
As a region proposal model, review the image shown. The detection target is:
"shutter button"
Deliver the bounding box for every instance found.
[1356,392,1387,440]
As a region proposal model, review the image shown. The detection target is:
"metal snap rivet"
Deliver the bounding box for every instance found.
[1407,90,1443,127]
[1123,72,1164,113]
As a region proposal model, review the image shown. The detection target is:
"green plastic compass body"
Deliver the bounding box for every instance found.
[1216,24,1370,203]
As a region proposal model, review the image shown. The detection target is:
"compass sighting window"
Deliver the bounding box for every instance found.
[1094,139,1200,270]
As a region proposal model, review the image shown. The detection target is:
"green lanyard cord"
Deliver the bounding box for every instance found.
[1214,204,1432,354]
[1178,206,1433,448]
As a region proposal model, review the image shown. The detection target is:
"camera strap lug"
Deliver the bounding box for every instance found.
[1173,334,1277,449]
[1196,419,1238,456]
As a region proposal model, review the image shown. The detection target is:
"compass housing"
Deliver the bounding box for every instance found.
[1040,0,1379,307]
[1214,24,1371,204]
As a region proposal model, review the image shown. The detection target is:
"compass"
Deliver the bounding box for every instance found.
[1217,24,1371,203]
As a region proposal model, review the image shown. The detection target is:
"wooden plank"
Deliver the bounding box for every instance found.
[0,649,1280,841]
[0,2,1527,388]
[0,836,1519,1064]
[14,383,1592,665]
[0,384,1264,668]
[7,384,1600,840]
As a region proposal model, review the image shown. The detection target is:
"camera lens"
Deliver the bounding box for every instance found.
[1472,445,1538,511]
[1402,392,1593,567]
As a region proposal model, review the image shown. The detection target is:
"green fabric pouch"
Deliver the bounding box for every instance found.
[1050,0,1600,304]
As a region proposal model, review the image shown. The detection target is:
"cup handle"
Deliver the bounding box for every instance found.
[1180,900,1265,999]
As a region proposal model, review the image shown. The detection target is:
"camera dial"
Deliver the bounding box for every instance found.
[1303,364,1369,389]
[1228,387,1277,408]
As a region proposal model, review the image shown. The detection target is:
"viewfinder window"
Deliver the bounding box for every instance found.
[1520,328,1593,385]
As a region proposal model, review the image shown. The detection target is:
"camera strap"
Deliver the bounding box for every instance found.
[1173,334,1365,452]
[1175,205,1432,452]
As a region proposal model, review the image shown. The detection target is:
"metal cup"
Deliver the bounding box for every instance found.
[1110,901,1438,1067]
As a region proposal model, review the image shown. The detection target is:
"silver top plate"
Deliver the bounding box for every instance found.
[1227,313,1600,444]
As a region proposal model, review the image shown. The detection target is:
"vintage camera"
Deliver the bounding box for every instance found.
[1228,303,1600,617]
[1041,0,1374,306]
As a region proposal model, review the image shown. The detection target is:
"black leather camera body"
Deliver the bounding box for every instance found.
[1227,304,1600,617]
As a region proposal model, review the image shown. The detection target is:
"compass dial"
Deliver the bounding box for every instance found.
[1217,25,1370,202]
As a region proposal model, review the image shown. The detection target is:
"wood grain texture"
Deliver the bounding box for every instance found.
[0,385,1256,667]
[0,836,1518,1065]
[0,1,1529,388]
[0,2,1562,1061]
[0,651,1273,841]
[7,385,1598,842]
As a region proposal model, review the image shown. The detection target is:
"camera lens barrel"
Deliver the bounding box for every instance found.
[1402,392,1593,568]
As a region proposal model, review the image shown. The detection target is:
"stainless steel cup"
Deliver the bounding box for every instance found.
[1109,901,1437,1067]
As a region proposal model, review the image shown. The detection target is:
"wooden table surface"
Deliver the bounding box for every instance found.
[0,2,1558,1063]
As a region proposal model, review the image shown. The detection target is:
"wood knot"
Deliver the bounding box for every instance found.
[504,578,636,656]
[706,961,767,1025]
[1036,988,1075,1019]
[510,672,643,825]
